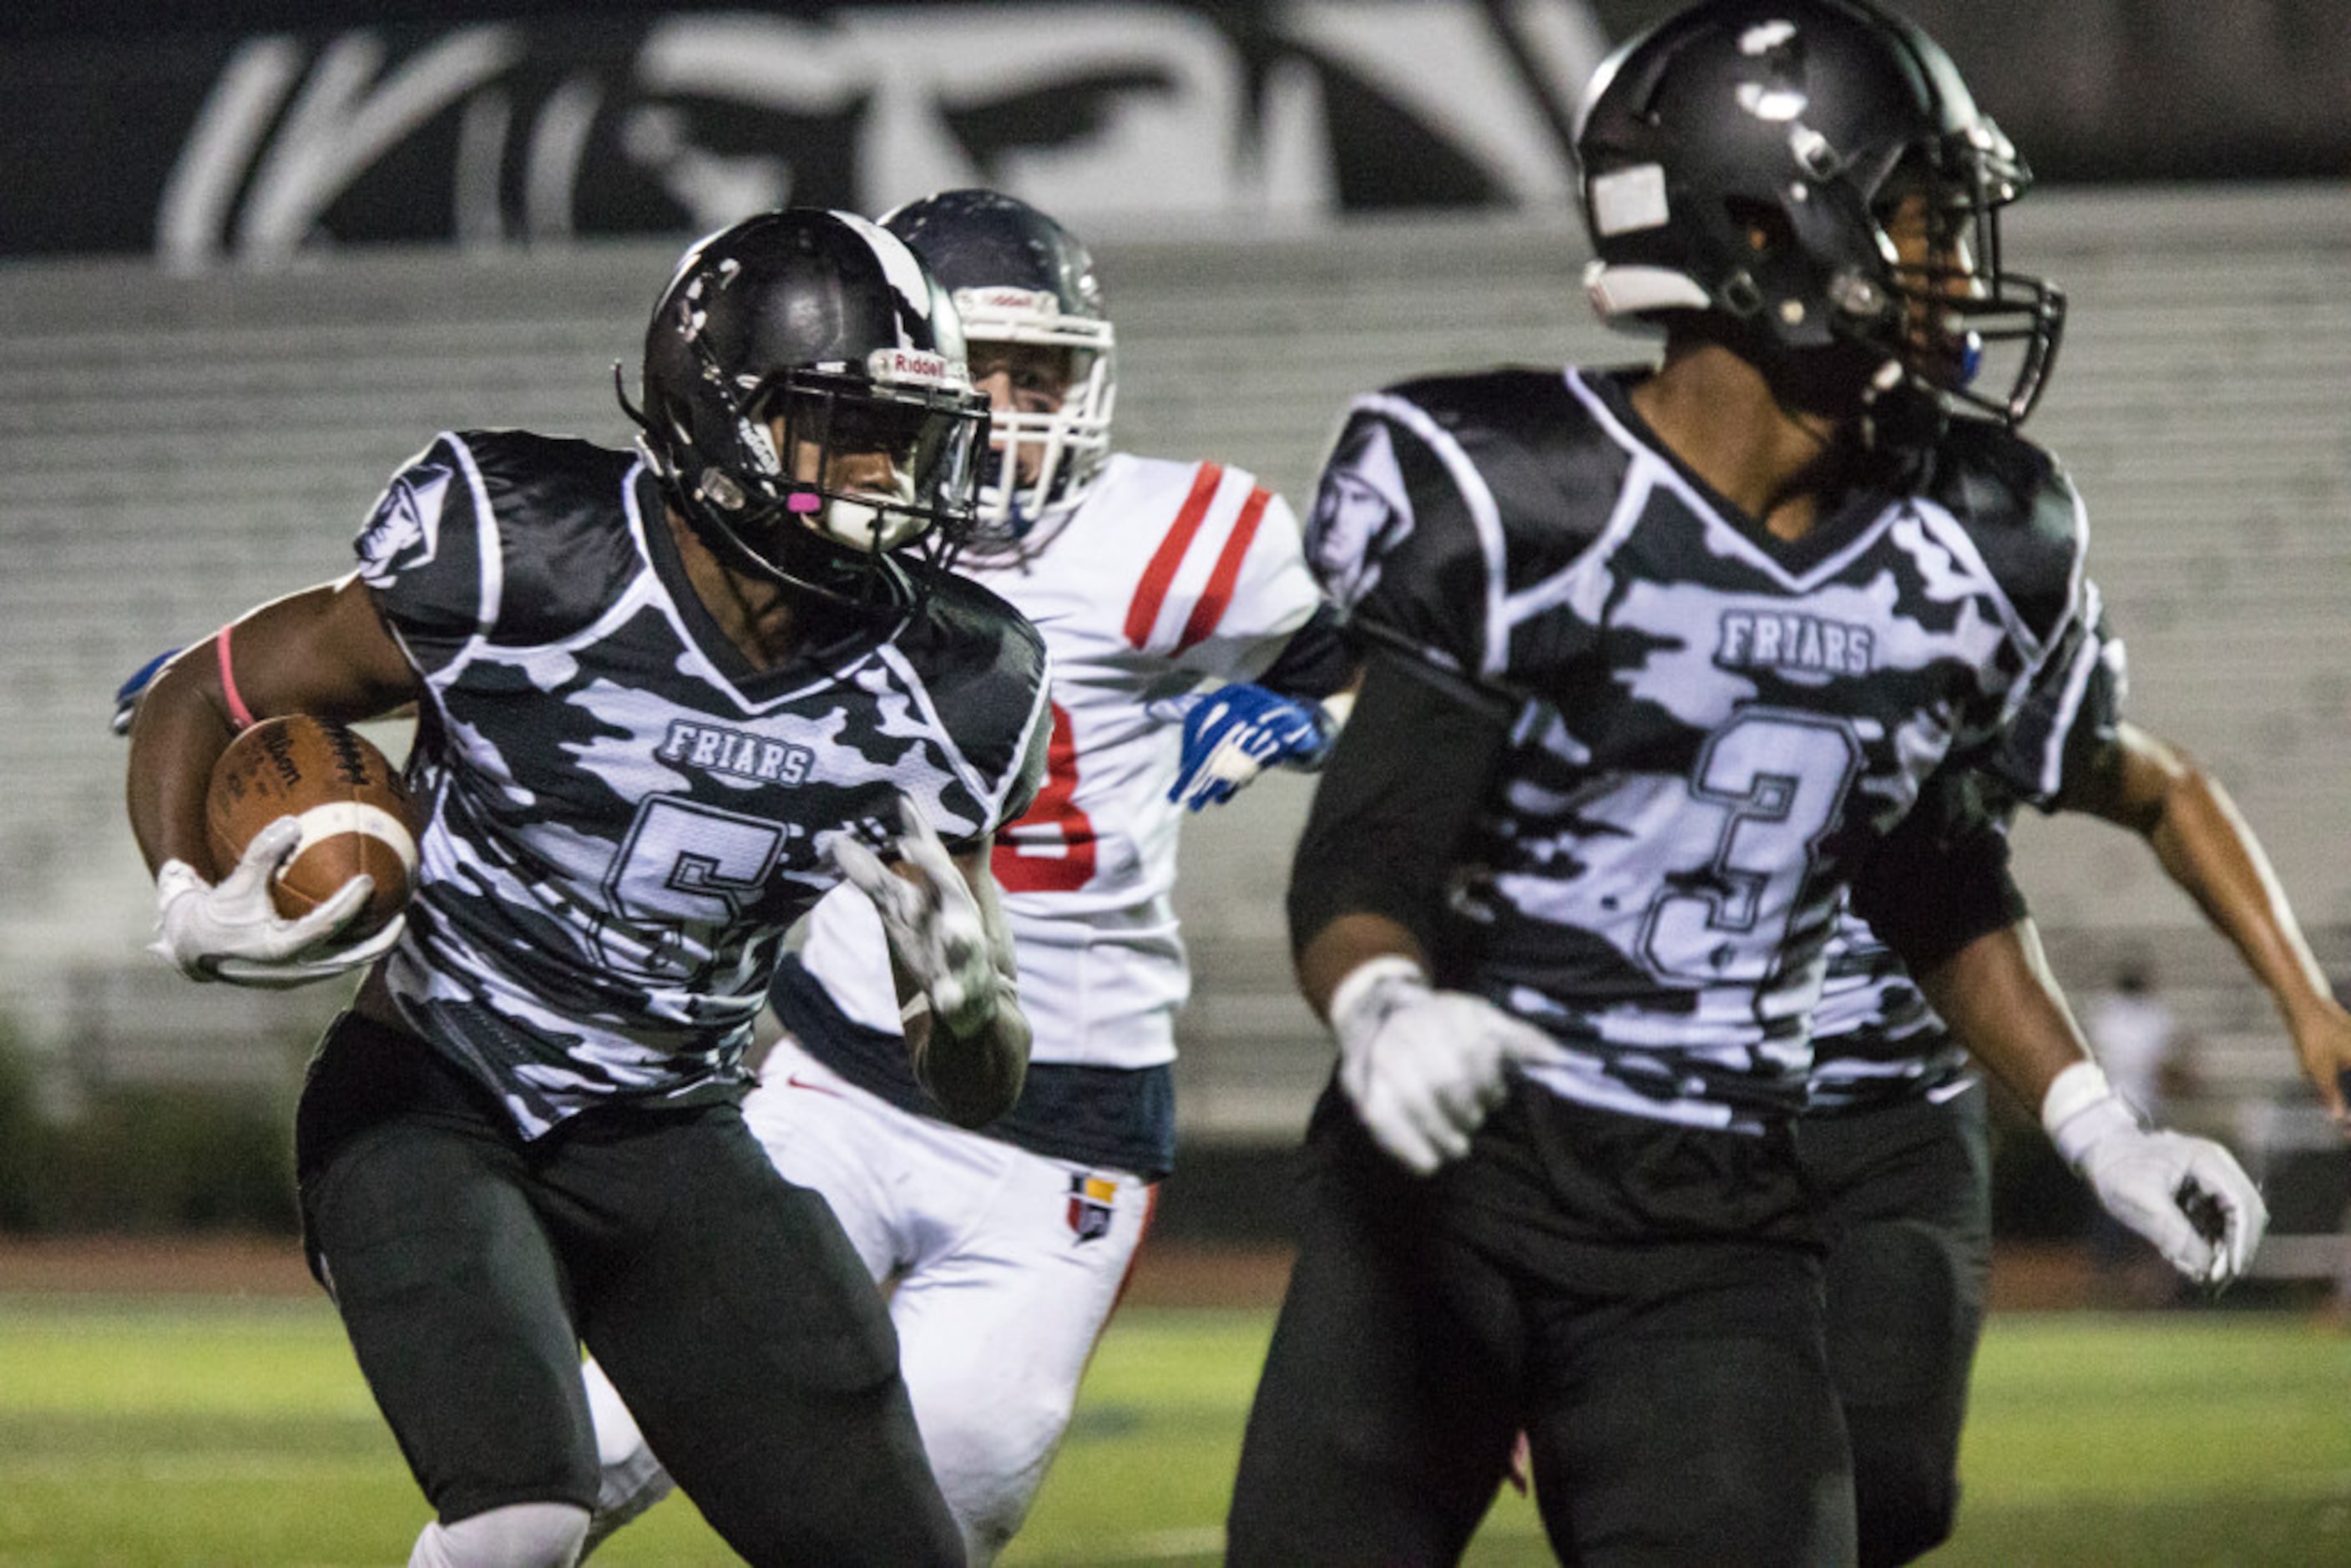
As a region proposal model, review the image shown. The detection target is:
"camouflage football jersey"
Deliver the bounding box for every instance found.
[352,429,1050,1138]
[774,453,1343,1176]
[1807,594,2128,1111]
[1305,366,2091,1132]
[796,453,1326,1069]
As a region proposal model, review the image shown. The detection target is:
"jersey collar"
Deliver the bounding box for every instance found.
[1581,368,1901,581]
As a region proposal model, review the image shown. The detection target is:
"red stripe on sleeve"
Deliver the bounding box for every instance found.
[1124,463,1225,650]
[1175,485,1272,653]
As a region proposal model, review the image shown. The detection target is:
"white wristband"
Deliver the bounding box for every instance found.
[2039,1060,2115,1138]
[154,858,209,908]
[2041,1059,2147,1173]
[1327,955,1428,1038]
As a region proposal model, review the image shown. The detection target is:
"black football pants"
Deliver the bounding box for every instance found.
[1227,1081,1856,1566]
[1800,1080,1994,1568]
[293,1009,960,1566]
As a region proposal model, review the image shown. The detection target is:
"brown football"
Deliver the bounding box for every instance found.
[205,715,419,939]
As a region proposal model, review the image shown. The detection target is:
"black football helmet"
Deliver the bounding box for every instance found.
[1575,0,2064,427]
[625,208,991,615]
[880,190,1115,550]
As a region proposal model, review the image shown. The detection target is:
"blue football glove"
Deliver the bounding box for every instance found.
[1162,684,1333,812]
[113,646,183,736]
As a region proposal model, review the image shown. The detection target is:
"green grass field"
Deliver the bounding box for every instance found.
[2,1295,2347,1565]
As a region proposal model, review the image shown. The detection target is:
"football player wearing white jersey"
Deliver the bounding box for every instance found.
[1226,4,2266,1562]
[580,190,1354,1562]
[1805,604,2348,1565]
[124,210,1051,1567]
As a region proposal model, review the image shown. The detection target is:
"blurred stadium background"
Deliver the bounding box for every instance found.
[0,0,2346,1282]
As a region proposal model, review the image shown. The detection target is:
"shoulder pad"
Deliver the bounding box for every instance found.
[1923,422,2086,645]
[1385,367,1636,550]
[896,566,1050,823]
[1310,367,1631,682]
[1384,367,1595,447]
[455,431,648,645]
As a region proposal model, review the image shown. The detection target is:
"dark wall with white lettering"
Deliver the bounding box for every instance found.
[6,1,2345,266]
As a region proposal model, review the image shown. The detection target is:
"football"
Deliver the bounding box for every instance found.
[205,715,419,939]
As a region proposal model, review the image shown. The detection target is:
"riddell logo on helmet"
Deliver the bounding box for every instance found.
[868,347,961,387]
[959,286,1058,316]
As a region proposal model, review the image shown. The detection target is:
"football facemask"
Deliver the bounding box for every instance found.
[629,207,993,615]
[1857,141,2065,427]
[734,369,989,558]
[1575,0,2066,431]
[953,287,1115,547]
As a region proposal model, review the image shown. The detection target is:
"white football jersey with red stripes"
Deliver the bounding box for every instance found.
[795,452,1323,1068]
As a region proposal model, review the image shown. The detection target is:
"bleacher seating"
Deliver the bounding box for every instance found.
[2,191,2345,1220]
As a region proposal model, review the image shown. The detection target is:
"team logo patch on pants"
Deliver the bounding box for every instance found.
[1066,1174,1118,1242]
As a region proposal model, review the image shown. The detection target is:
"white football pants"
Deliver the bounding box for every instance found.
[584,1037,1156,1565]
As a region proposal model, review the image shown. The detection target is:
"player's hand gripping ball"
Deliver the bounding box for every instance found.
[205,716,418,938]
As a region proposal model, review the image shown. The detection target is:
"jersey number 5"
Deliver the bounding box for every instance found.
[1639,710,1859,985]
[598,795,791,981]
[993,701,1097,893]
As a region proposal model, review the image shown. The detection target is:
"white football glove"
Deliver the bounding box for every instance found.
[151,816,405,989]
[1329,957,1570,1176]
[829,792,1009,1039]
[2042,1060,2268,1289]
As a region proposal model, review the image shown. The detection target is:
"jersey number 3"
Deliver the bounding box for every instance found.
[993,700,1098,893]
[1639,710,1858,985]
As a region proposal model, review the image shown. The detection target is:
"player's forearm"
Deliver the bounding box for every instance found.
[124,650,241,877]
[2142,756,2336,1029]
[1283,643,1509,1014]
[2146,754,2351,1120]
[129,580,421,879]
[1913,918,2092,1112]
[1296,911,1431,1023]
[899,842,1029,1126]
[912,988,1030,1129]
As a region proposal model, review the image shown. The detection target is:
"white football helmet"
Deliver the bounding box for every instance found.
[882,190,1116,548]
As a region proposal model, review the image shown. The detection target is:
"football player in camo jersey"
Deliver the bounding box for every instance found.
[1223,3,2267,1562]
[1805,598,2351,1566]
[579,189,1357,1564]
[123,209,1051,1568]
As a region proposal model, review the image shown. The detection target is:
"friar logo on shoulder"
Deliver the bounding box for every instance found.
[356,459,453,583]
[1306,418,1415,612]
[1716,610,1874,677]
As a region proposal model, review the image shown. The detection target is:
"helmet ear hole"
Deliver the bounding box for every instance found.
[1724,197,1792,261]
